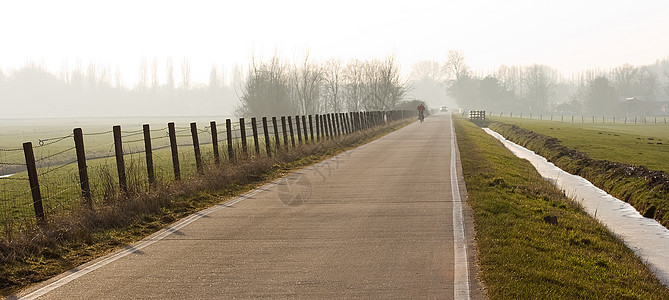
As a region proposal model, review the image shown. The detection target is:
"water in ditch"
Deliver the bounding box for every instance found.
[484,128,669,286]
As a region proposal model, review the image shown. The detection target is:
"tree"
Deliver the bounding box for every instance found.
[138,58,148,90]
[407,60,450,108]
[638,66,659,100]
[151,58,159,90]
[365,56,407,111]
[209,66,219,89]
[586,76,617,115]
[343,59,366,112]
[166,59,175,90]
[322,59,344,113]
[612,63,638,96]
[292,54,323,114]
[445,50,469,81]
[237,54,294,117]
[181,58,191,90]
[524,64,555,112]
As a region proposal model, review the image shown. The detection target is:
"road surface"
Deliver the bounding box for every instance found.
[17,113,482,299]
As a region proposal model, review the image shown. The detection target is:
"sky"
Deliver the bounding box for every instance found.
[1,0,668,86]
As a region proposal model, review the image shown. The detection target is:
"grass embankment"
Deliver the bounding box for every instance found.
[0,119,412,297]
[455,118,669,299]
[487,118,669,229]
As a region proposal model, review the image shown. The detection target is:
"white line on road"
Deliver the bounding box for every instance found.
[18,181,273,300]
[450,113,470,300]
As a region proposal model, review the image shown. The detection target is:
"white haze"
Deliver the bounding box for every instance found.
[1,0,668,117]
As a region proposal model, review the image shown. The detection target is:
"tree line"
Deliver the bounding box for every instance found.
[0,55,415,119]
[0,59,240,118]
[236,54,408,118]
[443,50,669,116]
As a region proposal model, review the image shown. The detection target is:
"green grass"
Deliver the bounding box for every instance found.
[487,116,669,228]
[488,116,669,173]
[0,116,302,230]
[455,117,669,299]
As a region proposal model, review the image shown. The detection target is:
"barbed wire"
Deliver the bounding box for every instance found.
[0,176,29,181]
[0,162,26,166]
[38,159,77,177]
[37,134,73,147]
[0,146,24,152]
[83,130,114,136]
[35,146,76,163]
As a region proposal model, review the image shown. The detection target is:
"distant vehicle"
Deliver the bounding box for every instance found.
[440,105,448,112]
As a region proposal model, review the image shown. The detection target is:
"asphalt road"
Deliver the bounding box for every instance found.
[17,113,482,299]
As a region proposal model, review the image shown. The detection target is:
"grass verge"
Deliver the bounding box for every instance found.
[0,119,412,297]
[488,120,669,229]
[455,117,669,299]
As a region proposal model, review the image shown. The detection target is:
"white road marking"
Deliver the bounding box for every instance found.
[449,113,470,299]
[18,178,277,300]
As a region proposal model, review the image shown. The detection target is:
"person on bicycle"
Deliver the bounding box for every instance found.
[417,103,426,122]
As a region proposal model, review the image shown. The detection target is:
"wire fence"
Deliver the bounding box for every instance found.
[0,110,412,236]
[478,110,669,125]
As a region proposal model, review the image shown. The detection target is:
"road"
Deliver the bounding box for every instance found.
[16,113,482,299]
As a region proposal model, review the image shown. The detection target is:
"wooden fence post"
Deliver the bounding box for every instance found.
[240,118,248,157]
[295,115,302,144]
[210,121,220,164]
[334,113,340,136]
[251,117,260,156]
[113,125,128,194]
[168,122,181,180]
[309,115,314,142]
[142,124,156,188]
[226,119,234,161]
[321,114,327,138]
[191,122,203,174]
[272,117,281,152]
[335,113,341,136]
[315,114,320,141]
[326,114,333,138]
[302,115,308,142]
[23,142,45,224]
[288,116,296,147]
[281,116,289,150]
[73,128,92,208]
[262,117,272,157]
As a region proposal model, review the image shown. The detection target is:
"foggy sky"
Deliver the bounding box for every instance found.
[1,0,668,86]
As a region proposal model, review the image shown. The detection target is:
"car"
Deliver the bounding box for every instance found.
[440,105,448,112]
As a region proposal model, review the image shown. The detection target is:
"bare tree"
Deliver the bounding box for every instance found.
[181,58,191,90]
[365,56,408,111]
[114,65,122,88]
[409,60,447,83]
[138,58,148,90]
[151,58,159,90]
[291,54,323,114]
[612,63,638,96]
[524,64,556,112]
[166,59,175,90]
[445,50,469,81]
[638,66,659,100]
[209,66,219,89]
[343,59,366,111]
[323,59,345,113]
[238,54,294,117]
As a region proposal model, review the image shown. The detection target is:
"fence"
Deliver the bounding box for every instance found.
[484,111,669,125]
[0,110,412,233]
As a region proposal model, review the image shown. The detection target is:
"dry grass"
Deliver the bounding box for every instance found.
[0,119,412,296]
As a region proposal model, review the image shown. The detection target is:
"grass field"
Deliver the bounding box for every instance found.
[487,116,669,173]
[455,117,669,299]
[0,115,312,231]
